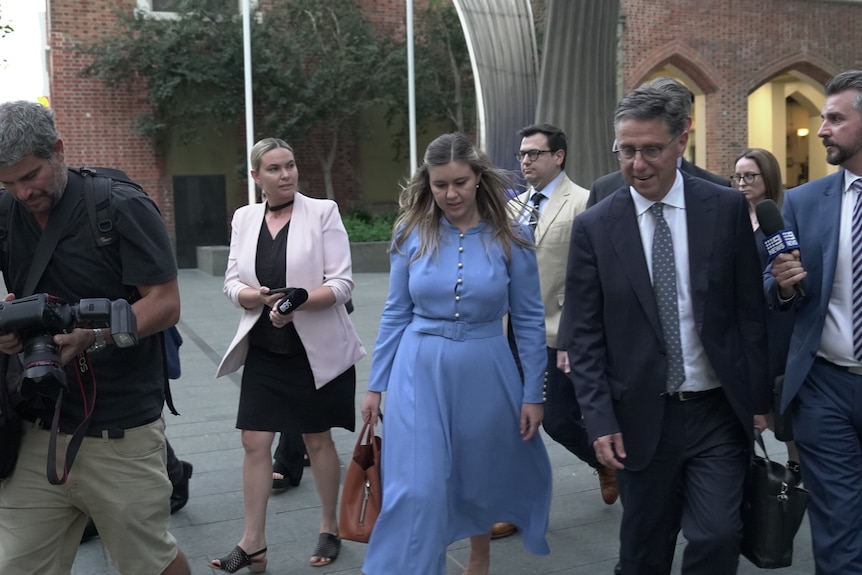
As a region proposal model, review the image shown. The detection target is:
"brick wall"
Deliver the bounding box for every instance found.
[48,0,173,234]
[619,0,862,176]
[49,0,862,214]
[48,0,424,221]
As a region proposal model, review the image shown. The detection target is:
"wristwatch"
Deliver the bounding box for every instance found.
[86,328,107,353]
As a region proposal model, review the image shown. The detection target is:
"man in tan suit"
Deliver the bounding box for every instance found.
[493,124,617,541]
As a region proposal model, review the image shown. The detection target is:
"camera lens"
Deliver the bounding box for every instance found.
[20,334,67,394]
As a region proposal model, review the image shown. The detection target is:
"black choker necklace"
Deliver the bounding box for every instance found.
[267,199,294,212]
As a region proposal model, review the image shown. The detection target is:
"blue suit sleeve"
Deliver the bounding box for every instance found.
[763,191,802,311]
[562,216,619,442]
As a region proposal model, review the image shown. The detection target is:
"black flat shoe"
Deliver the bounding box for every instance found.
[272,458,302,490]
[170,461,193,514]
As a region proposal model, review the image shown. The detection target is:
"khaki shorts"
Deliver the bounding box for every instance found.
[0,417,179,575]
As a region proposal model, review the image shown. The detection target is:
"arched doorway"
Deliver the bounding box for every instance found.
[747,71,836,189]
[647,65,711,170]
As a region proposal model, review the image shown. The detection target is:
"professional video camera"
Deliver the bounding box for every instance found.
[0,293,137,398]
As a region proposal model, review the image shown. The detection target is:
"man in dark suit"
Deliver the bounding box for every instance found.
[559,84,770,574]
[587,78,730,209]
[766,69,862,573]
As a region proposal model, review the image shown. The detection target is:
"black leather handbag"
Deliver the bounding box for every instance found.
[741,430,808,568]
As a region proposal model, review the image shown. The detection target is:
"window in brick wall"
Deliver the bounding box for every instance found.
[142,0,241,14]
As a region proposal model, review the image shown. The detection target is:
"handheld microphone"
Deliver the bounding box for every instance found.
[755,199,805,297]
[275,287,308,315]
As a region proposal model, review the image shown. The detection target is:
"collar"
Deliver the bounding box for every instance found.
[631,169,686,217]
[843,169,862,193]
[529,171,565,201]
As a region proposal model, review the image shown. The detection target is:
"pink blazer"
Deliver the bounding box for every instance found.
[216,193,366,388]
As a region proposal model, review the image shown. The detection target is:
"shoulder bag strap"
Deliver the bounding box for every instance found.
[22,173,81,297]
[17,171,94,485]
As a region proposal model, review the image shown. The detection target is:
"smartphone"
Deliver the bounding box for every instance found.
[266,287,293,295]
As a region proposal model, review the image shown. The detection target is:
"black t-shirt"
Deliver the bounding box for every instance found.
[2,169,177,430]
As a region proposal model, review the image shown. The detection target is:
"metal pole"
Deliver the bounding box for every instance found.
[406,0,417,176]
[242,0,256,204]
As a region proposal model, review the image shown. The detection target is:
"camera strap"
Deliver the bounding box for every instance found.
[45,351,96,485]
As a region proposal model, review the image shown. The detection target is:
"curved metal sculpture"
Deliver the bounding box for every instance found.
[453,0,620,185]
[452,0,539,175]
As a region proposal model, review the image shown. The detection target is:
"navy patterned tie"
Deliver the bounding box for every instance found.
[852,179,862,360]
[529,192,545,230]
[649,202,686,392]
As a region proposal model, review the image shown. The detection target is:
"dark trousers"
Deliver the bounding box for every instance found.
[542,347,601,469]
[273,429,306,484]
[165,439,183,486]
[793,359,862,574]
[617,390,747,575]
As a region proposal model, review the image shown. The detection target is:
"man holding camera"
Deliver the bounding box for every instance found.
[0,101,189,575]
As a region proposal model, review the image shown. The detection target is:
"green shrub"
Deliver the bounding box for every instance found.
[342,211,397,242]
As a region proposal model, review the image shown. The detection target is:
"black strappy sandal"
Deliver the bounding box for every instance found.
[309,533,341,567]
[210,545,267,573]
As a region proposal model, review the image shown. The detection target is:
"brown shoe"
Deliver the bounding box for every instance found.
[597,466,619,505]
[490,522,517,539]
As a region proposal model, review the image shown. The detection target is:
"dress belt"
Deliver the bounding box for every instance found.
[663,387,723,402]
[411,317,502,342]
[815,356,862,376]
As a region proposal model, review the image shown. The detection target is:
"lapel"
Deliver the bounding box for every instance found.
[818,170,845,300]
[534,175,571,244]
[605,190,663,339]
[239,202,267,287]
[682,175,717,332]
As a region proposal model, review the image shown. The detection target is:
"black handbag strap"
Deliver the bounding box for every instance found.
[752,429,770,460]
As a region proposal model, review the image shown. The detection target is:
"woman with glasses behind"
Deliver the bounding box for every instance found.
[732,148,800,479]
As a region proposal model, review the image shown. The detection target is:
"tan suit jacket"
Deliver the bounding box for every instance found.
[217,193,366,387]
[509,173,589,348]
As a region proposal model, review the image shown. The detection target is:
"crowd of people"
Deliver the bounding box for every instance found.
[2,68,862,575]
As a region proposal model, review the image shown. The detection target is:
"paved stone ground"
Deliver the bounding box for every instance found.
[70,269,813,574]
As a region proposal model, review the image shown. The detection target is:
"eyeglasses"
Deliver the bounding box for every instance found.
[515,149,554,162]
[613,133,681,163]
[730,173,761,186]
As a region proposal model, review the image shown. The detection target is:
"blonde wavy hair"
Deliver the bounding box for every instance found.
[391,132,530,261]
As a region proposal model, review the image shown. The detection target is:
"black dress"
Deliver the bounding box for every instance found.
[235,217,355,434]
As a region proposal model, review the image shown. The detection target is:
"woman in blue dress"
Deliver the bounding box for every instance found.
[360,132,553,575]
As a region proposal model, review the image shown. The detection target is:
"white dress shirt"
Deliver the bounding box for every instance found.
[519,170,564,225]
[631,170,721,392]
[819,170,862,367]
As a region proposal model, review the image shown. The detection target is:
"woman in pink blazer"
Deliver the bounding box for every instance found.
[210,138,366,573]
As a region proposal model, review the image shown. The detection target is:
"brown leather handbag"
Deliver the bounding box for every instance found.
[339,417,382,543]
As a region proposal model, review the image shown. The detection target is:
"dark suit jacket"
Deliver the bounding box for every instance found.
[560,173,770,470]
[764,170,845,412]
[587,159,731,208]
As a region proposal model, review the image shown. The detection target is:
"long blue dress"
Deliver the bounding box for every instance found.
[362,219,553,575]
